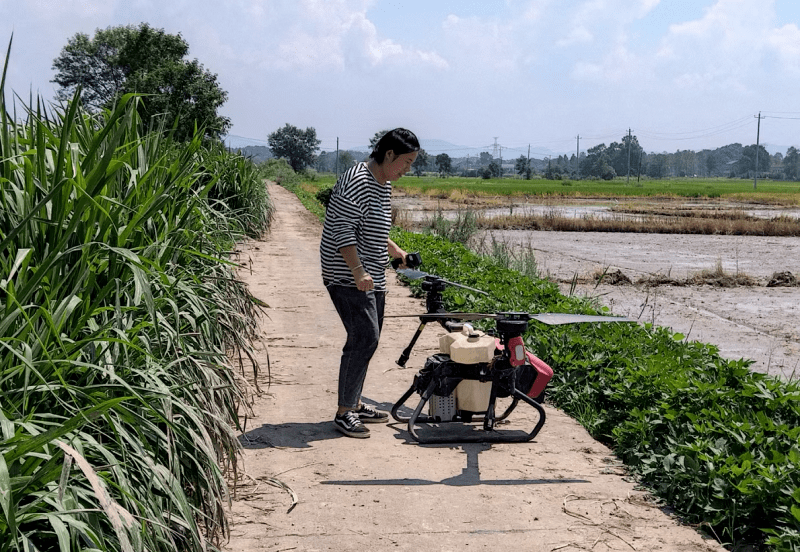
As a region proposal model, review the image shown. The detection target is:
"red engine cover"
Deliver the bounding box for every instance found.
[494,337,554,399]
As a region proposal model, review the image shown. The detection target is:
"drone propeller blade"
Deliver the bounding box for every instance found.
[439,279,489,295]
[528,313,637,325]
[395,268,489,296]
[396,268,428,280]
[386,312,497,321]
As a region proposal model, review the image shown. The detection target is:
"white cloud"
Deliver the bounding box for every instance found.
[768,23,800,72]
[265,0,446,71]
[554,0,661,82]
[657,0,780,91]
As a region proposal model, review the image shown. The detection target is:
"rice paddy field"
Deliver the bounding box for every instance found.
[391,174,800,202]
[1,65,272,549]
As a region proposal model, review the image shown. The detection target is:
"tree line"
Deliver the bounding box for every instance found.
[272,123,800,182]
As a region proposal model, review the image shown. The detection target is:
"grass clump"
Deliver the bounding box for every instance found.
[1,54,271,550]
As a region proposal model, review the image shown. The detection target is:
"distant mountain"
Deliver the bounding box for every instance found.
[223,135,270,149]
[765,144,794,155]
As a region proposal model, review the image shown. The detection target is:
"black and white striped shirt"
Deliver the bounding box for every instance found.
[320,162,392,290]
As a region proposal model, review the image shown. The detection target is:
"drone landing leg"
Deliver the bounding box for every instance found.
[482,383,500,431]
[407,379,437,443]
[396,322,426,367]
[390,385,416,423]
[510,387,546,441]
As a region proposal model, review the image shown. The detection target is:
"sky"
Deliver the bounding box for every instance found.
[3,0,800,159]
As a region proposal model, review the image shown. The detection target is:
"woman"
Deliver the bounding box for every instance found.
[320,128,420,438]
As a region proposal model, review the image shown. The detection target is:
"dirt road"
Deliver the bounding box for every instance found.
[223,183,725,552]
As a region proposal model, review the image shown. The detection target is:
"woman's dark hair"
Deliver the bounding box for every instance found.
[369,128,420,163]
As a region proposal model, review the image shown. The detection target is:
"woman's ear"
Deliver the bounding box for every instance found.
[384,150,395,163]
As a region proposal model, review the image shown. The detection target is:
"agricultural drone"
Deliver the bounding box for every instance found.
[387,253,636,444]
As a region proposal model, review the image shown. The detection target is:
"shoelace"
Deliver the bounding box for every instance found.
[341,410,362,426]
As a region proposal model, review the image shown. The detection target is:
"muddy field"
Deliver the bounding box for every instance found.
[392,195,800,378]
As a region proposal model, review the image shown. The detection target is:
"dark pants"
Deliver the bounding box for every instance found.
[326,285,386,409]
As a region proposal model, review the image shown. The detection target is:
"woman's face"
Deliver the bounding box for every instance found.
[382,150,418,181]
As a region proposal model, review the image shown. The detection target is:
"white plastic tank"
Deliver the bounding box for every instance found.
[455,380,492,412]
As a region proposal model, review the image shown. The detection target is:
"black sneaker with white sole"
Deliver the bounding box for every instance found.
[333,410,370,438]
[356,403,389,423]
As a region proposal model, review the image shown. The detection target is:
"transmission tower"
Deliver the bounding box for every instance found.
[492,137,499,159]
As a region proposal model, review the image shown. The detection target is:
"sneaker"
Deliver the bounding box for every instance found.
[356,403,389,423]
[333,410,370,438]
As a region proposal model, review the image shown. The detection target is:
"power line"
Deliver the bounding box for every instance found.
[226,112,798,156]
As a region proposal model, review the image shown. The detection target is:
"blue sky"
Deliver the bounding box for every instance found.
[3,0,800,158]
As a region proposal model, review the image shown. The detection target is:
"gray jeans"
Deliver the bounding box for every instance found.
[326,285,385,409]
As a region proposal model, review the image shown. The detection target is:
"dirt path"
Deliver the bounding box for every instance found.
[223,183,725,552]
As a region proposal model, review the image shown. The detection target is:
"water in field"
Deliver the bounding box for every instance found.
[393,196,800,223]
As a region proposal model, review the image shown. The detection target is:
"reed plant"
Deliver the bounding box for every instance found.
[471,232,541,281]
[421,207,481,244]
[1,42,269,551]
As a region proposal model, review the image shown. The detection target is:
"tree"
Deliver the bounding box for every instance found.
[413,149,430,176]
[52,23,230,141]
[435,153,452,177]
[268,124,321,172]
[783,147,800,180]
[338,151,356,171]
[736,144,770,176]
[480,161,501,179]
[705,155,719,176]
[580,144,616,180]
[515,155,531,179]
[646,153,669,178]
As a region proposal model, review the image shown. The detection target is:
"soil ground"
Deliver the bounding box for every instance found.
[222,183,726,552]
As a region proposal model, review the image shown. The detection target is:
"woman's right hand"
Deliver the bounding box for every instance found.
[353,267,374,292]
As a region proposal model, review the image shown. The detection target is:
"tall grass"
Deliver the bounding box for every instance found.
[1,42,270,551]
[421,207,481,244]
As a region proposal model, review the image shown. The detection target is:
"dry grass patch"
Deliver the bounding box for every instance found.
[478,210,800,236]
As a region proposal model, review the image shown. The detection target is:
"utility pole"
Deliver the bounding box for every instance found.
[527,144,531,179]
[754,112,763,190]
[626,128,632,184]
[336,137,339,177]
[499,145,503,178]
[576,135,580,176]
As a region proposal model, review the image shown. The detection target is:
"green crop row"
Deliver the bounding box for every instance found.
[385,174,799,202]
[390,228,800,551]
[1,55,272,551]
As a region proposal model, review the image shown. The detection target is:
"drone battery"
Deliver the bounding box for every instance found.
[428,392,457,422]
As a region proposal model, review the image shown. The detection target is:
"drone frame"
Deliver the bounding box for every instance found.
[388,267,635,445]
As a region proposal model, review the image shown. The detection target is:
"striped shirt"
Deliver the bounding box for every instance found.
[320,162,392,290]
